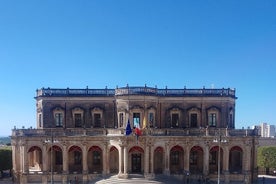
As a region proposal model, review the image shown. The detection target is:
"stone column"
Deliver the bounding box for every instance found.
[118,145,123,175]
[82,144,88,174]
[150,145,154,174]
[144,145,149,174]
[123,146,128,174]
[243,146,251,171]
[42,145,48,172]
[105,145,110,175]
[223,146,229,171]
[164,143,170,175]
[12,144,18,172]
[21,144,28,173]
[203,145,209,177]
[243,144,251,184]
[184,145,190,172]
[223,146,230,183]
[62,145,68,174]
[62,145,68,184]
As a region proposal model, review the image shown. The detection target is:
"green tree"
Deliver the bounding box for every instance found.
[0,148,12,177]
[257,146,276,174]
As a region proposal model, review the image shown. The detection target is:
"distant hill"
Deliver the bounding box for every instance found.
[0,137,11,145]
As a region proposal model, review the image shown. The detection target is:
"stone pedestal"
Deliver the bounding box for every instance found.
[117,173,129,179]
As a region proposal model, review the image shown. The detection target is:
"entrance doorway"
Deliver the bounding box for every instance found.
[132,153,141,173]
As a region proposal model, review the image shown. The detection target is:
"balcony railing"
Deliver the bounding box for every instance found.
[36,86,236,98]
[11,127,256,137]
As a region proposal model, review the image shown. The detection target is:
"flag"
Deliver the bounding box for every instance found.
[142,116,147,129]
[125,119,132,136]
[134,126,142,144]
[135,127,142,136]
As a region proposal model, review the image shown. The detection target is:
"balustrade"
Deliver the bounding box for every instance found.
[12,127,254,137]
[36,86,235,98]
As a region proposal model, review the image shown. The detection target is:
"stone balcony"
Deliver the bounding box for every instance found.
[11,127,257,138]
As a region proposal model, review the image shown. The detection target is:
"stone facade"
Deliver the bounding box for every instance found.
[11,86,258,183]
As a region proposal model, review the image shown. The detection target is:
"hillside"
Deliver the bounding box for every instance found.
[0,137,11,145]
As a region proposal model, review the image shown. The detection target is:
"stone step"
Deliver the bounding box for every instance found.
[92,174,184,184]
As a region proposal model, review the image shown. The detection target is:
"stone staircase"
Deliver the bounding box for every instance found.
[91,174,184,184]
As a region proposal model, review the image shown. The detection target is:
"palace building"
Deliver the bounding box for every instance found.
[11,86,258,183]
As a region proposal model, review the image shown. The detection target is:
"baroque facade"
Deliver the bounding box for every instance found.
[11,86,258,183]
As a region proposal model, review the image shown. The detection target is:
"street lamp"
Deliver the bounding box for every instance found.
[213,129,227,184]
[45,129,58,184]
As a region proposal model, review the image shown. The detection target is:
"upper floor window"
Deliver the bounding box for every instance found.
[74,113,82,127]
[190,113,197,128]
[208,113,217,127]
[94,113,101,128]
[53,107,64,127]
[72,107,84,128]
[55,113,63,127]
[229,109,233,128]
[119,112,124,128]
[171,113,179,128]
[91,107,103,128]
[133,113,141,128]
[148,112,154,128]
[38,113,42,128]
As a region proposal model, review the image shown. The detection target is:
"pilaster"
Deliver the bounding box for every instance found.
[62,144,68,174]
[184,144,190,172]
[82,143,88,174]
[203,143,209,176]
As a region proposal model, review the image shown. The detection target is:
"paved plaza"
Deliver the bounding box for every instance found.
[1,175,276,184]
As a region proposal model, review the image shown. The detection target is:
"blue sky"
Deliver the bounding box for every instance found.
[0,0,276,136]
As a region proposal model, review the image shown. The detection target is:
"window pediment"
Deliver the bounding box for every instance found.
[130,105,143,110]
[206,106,220,112]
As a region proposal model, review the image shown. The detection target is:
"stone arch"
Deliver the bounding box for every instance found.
[47,145,63,173]
[209,146,223,174]
[28,146,42,172]
[109,146,119,173]
[154,146,165,174]
[68,145,82,173]
[88,146,103,174]
[170,145,184,174]
[229,146,243,173]
[190,146,203,174]
[129,146,144,173]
